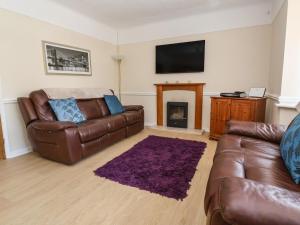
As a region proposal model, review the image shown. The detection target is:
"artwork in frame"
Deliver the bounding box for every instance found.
[249,87,266,98]
[42,41,92,75]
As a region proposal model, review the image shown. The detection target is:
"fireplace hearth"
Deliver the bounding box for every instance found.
[167,102,188,128]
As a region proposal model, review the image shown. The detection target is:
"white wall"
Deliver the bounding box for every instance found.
[266,0,300,125]
[268,1,287,97]
[120,25,272,130]
[281,0,300,98]
[266,1,287,124]
[0,9,118,158]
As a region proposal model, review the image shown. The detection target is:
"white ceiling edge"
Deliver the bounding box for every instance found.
[118,2,273,45]
[0,0,117,44]
[0,0,285,45]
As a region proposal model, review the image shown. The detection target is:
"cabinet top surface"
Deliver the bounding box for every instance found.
[211,96,266,100]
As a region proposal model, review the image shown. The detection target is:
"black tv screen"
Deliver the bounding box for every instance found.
[156,40,205,74]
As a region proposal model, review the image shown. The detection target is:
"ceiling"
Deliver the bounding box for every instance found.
[50,0,275,28]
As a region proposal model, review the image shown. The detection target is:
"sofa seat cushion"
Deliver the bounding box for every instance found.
[104,114,126,132]
[205,134,300,213]
[211,149,300,191]
[78,119,108,143]
[245,167,300,192]
[122,111,142,125]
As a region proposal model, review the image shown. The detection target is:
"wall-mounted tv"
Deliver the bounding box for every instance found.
[156,40,205,74]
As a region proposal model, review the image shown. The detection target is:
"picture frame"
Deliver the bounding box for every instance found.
[249,87,266,98]
[42,41,92,76]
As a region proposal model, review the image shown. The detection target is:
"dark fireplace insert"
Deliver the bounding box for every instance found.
[167,102,188,128]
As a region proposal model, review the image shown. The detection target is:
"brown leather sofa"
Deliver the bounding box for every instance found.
[18,90,144,164]
[205,120,300,225]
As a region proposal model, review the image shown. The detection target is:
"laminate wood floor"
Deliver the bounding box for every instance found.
[0,128,217,225]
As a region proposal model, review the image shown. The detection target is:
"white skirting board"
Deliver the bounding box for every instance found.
[6,146,32,159]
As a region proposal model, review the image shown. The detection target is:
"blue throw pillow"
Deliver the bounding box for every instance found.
[48,98,86,123]
[280,113,300,184]
[104,95,124,115]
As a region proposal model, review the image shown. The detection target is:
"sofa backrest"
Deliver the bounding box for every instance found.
[30,90,56,121]
[77,98,110,120]
[18,89,111,126]
[18,97,38,126]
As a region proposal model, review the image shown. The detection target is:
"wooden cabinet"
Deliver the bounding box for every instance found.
[210,97,266,140]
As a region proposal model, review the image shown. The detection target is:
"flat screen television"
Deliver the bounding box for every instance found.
[156,40,205,74]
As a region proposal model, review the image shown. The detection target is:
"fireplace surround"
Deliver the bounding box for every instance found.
[154,83,205,129]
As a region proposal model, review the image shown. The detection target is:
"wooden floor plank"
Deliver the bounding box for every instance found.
[0,128,216,225]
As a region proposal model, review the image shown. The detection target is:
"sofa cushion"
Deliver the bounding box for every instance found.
[205,134,300,215]
[30,90,56,121]
[103,114,126,132]
[280,113,300,184]
[77,99,104,120]
[123,105,144,111]
[104,95,124,115]
[122,111,141,125]
[78,119,108,143]
[97,98,110,117]
[207,134,300,200]
[48,98,86,123]
[215,134,281,160]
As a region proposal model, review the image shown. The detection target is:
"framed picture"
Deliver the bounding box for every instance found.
[42,41,92,75]
[249,87,266,98]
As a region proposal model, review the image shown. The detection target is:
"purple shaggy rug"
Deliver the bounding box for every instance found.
[94,135,206,200]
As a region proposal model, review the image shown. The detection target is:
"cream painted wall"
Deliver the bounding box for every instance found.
[281,0,300,97]
[266,0,300,126]
[268,1,287,96]
[266,1,287,124]
[266,99,280,124]
[120,25,272,130]
[0,9,118,157]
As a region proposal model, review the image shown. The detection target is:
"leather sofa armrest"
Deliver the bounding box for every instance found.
[226,120,285,144]
[31,121,77,131]
[28,121,81,164]
[218,178,300,225]
[123,105,144,111]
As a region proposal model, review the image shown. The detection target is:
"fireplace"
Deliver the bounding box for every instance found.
[167,102,188,128]
[154,83,205,129]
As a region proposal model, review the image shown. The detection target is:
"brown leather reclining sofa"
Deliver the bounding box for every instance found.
[205,120,300,225]
[18,90,144,164]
